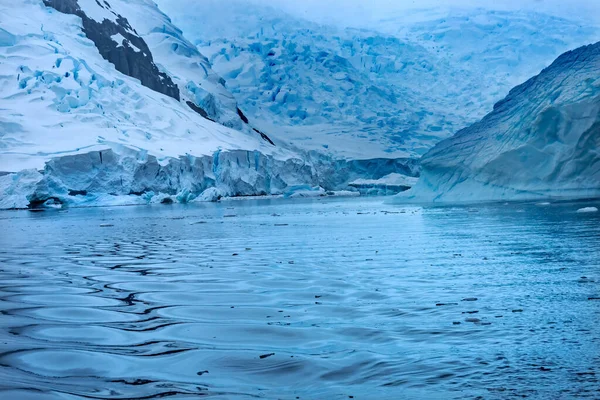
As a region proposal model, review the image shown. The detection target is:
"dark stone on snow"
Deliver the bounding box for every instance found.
[237,107,249,124]
[252,128,275,146]
[186,101,214,121]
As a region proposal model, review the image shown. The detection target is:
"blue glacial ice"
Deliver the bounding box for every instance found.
[396,41,600,203]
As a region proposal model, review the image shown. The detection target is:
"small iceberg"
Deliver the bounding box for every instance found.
[576,207,598,213]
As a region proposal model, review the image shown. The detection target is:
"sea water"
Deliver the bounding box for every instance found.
[0,197,598,399]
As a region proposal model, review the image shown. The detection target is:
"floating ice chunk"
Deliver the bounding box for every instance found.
[196,187,225,202]
[285,185,325,198]
[577,207,598,213]
[42,198,63,209]
[331,190,360,198]
[349,173,419,188]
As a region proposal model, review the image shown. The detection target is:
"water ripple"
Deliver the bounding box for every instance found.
[0,197,599,399]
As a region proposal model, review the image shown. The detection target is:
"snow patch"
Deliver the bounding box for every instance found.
[78,0,119,24]
[111,33,142,52]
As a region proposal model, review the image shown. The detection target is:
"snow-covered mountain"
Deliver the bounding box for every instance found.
[397,42,600,203]
[0,0,273,172]
[0,0,420,209]
[158,0,598,159]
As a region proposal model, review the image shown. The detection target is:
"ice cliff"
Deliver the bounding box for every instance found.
[397,42,600,203]
[0,148,419,209]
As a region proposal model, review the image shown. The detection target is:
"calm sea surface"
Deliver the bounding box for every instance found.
[0,197,599,399]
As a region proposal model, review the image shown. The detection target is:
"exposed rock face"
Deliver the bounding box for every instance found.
[43,0,180,100]
[186,101,213,121]
[398,42,600,203]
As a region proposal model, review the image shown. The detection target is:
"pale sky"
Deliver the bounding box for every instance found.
[244,0,600,27]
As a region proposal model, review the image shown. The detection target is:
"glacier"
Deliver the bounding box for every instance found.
[1,0,598,210]
[0,0,419,209]
[0,0,269,173]
[158,0,598,159]
[396,42,600,203]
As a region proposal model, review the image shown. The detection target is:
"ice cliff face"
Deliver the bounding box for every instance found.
[0,147,419,209]
[398,42,600,203]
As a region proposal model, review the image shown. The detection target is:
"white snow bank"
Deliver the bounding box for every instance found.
[110,33,141,52]
[78,0,119,24]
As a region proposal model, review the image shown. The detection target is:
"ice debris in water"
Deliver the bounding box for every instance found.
[576,207,598,213]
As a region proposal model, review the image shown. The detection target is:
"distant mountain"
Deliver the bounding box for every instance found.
[158,1,598,159]
[397,42,600,202]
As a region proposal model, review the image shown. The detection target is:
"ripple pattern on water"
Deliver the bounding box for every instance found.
[0,198,599,399]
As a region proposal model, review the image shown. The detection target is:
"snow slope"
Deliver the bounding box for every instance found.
[158,0,598,159]
[396,42,600,203]
[0,0,272,174]
[100,0,246,129]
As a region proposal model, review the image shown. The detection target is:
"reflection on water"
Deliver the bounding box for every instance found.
[0,197,599,399]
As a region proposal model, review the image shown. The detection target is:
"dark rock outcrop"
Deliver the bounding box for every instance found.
[237,107,249,124]
[43,0,180,100]
[252,128,275,146]
[186,101,214,121]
